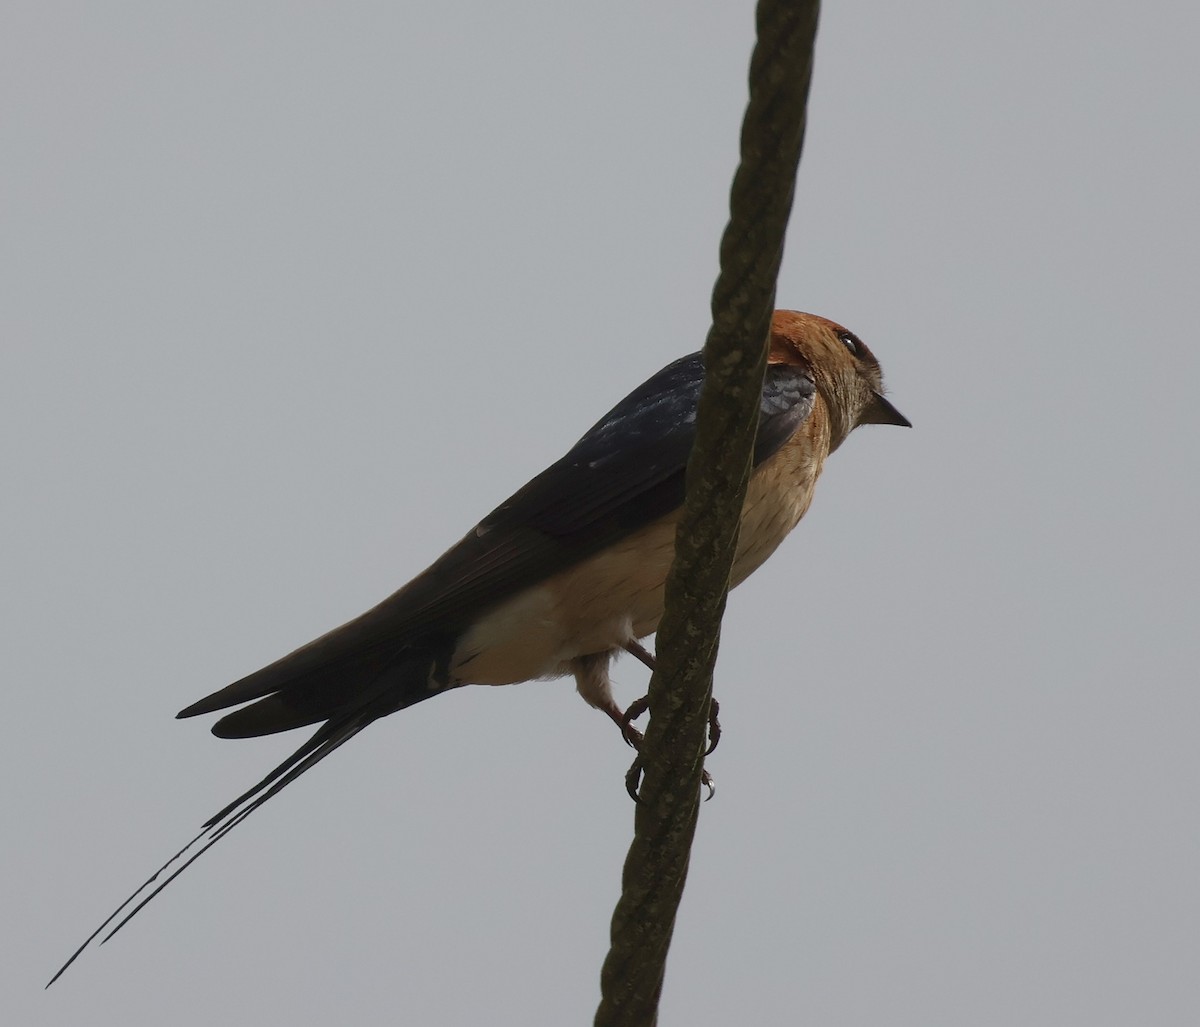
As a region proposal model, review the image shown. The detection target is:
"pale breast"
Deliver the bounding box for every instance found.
[730,424,826,587]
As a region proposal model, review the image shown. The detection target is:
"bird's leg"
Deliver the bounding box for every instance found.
[621,638,657,671]
[615,641,653,747]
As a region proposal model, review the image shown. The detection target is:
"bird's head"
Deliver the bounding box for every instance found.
[768,310,910,450]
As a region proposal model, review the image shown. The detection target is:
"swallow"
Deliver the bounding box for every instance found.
[49,310,908,984]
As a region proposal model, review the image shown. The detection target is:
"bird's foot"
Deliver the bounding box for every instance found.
[619,695,720,802]
[607,651,721,800]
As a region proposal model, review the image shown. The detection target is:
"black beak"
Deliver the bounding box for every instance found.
[862,391,911,428]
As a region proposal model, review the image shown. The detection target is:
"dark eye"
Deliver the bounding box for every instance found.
[838,331,861,356]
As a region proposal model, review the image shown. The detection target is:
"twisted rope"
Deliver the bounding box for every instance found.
[595,3,821,1023]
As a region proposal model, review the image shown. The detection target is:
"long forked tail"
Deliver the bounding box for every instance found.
[48,650,444,987]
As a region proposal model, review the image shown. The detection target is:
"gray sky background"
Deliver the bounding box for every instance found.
[5,3,1199,1024]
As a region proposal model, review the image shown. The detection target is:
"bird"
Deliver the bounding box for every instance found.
[49,309,908,984]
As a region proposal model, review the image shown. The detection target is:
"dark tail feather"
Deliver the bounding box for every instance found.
[45,824,212,989]
[101,718,371,944]
[46,714,368,988]
[48,652,444,988]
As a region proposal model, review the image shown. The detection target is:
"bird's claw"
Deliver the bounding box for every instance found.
[624,757,643,802]
[704,697,722,756]
[624,756,715,803]
[619,696,650,748]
